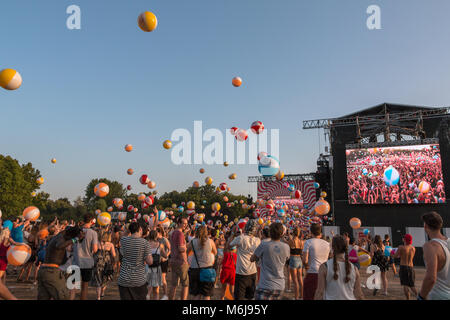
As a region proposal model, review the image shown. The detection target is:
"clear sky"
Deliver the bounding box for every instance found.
[2,0,450,202]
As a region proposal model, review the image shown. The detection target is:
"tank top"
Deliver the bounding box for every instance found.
[190,238,214,268]
[428,238,450,300]
[324,259,356,300]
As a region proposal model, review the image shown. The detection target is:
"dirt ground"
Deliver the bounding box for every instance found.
[5,264,424,300]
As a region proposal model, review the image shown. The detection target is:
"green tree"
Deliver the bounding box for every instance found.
[0,155,41,218]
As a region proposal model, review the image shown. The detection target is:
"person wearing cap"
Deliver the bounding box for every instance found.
[394,234,417,299]
[419,211,450,300]
[229,219,261,300]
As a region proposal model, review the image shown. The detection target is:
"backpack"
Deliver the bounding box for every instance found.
[148,246,161,268]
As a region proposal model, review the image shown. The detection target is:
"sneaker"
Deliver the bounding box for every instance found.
[146,294,150,300]
[285,289,292,293]
[160,295,168,300]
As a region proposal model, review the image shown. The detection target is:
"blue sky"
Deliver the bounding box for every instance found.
[2,0,450,201]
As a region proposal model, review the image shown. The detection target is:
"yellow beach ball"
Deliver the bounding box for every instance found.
[163,140,172,149]
[205,176,213,185]
[138,11,158,32]
[97,212,111,226]
[0,69,22,90]
[51,158,57,164]
[36,177,44,185]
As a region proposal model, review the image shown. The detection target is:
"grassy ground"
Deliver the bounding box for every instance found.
[4,264,424,300]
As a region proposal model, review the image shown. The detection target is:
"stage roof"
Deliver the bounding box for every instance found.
[339,103,440,119]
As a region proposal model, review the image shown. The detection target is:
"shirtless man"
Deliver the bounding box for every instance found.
[419,211,450,300]
[394,234,417,299]
[37,226,83,300]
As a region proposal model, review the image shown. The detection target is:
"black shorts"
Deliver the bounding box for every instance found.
[160,260,169,273]
[188,268,214,297]
[399,265,415,287]
[80,268,93,282]
[234,273,256,300]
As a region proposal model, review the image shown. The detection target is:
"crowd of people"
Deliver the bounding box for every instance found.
[347,146,446,204]
[0,210,449,300]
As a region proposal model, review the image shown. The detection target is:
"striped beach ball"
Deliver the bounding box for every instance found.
[314,182,320,189]
[138,11,158,32]
[186,209,195,216]
[7,244,31,266]
[113,198,123,208]
[212,202,221,212]
[232,77,242,87]
[314,199,330,215]
[23,206,40,221]
[276,170,285,181]
[230,127,238,136]
[127,168,134,175]
[228,173,237,180]
[94,183,109,197]
[163,140,172,150]
[235,129,248,142]
[219,183,227,191]
[419,181,430,194]
[193,181,200,188]
[187,201,195,210]
[138,194,146,202]
[124,144,133,152]
[127,205,135,212]
[358,252,372,267]
[107,206,113,212]
[383,166,400,187]
[158,210,166,221]
[258,155,280,177]
[143,214,150,223]
[144,196,154,206]
[95,209,101,215]
[97,212,111,226]
[0,69,22,90]
[250,121,264,134]
[205,176,213,185]
[36,177,44,185]
[349,217,361,229]
[140,174,150,185]
[141,202,149,210]
[147,181,156,189]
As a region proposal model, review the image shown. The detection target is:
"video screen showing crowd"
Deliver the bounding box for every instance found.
[346,144,446,205]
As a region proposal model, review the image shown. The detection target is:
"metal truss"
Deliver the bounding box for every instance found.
[248,173,315,183]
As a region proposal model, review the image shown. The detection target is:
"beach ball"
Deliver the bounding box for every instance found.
[140,174,150,185]
[95,209,101,215]
[138,194,146,201]
[383,166,400,187]
[349,217,361,229]
[141,202,149,210]
[107,206,113,212]
[186,209,195,216]
[127,205,134,212]
[358,252,372,267]
[277,209,286,218]
[257,218,264,225]
[7,244,31,266]
[238,219,247,229]
[147,181,156,189]
[219,183,227,191]
[178,206,184,213]
[205,176,213,185]
[199,168,205,174]
[138,11,158,32]
[31,192,37,197]
[235,129,248,141]
[157,210,166,221]
[163,140,172,149]
[288,184,295,192]
[127,185,132,191]
[94,183,109,197]
[224,161,229,167]
[36,177,44,185]
[144,196,154,206]
[212,202,221,212]
[362,168,368,176]
[127,168,134,175]
[257,152,268,162]
[314,182,320,189]
[320,191,327,198]
[294,190,302,199]
[258,155,280,177]
[187,201,195,210]
[230,127,238,136]
[142,214,150,223]
[97,212,111,226]
[113,198,123,208]
[419,181,430,194]
[0,69,22,90]
[135,213,142,220]
[363,229,369,235]
[276,170,285,181]
[51,158,56,164]
[223,196,229,202]
[192,181,200,188]
[23,206,40,221]
[250,121,264,134]
[229,173,237,180]
[232,77,242,87]
[314,199,330,215]
[125,144,133,152]
[266,203,274,211]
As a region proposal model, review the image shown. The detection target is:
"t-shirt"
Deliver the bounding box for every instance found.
[11,225,24,243]
[303,238,330,274]
[73,228,98,269]
[254,240,290,291]
[118,236,151,287]
[230,234,261,275]
[169,229,187,266]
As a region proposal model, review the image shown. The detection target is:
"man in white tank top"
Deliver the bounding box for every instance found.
[419,211,450,300]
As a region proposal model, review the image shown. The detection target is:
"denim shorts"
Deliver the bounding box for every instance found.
[289,256,303,269]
